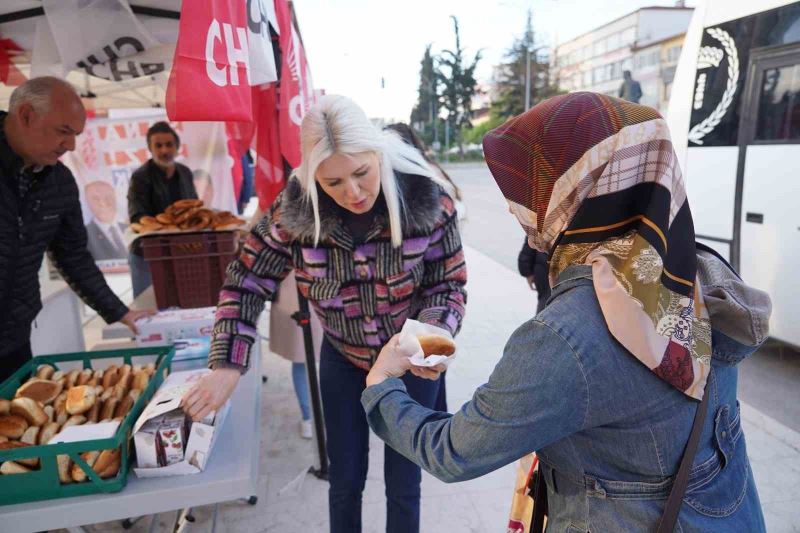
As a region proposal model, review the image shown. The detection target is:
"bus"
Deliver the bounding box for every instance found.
[668,0,800,347]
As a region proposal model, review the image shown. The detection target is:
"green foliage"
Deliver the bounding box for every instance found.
[491,10,562,122]
[436,16,482,156]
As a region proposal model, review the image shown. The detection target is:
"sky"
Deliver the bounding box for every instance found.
[293,0,695,121]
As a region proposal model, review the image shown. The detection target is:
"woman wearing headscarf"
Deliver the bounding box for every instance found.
[362,93,769,531]
[184,95,467,533]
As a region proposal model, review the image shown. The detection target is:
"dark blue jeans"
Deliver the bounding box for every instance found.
[320,337,440,533]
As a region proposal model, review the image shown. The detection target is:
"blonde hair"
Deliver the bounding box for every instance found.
[293,95,450,247]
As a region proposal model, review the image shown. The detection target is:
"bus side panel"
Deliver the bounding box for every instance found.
[685,146,738,240]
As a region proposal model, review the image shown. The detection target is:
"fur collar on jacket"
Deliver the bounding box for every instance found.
[279,172,443,242]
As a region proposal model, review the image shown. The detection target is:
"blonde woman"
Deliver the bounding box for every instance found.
[184,95,467,533]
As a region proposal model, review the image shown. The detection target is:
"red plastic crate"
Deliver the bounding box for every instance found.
[141,231,238,309]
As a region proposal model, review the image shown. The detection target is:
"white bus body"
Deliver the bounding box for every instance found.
[668,0,800,347]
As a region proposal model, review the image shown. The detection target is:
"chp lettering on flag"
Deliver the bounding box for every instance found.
[167,0,251,121]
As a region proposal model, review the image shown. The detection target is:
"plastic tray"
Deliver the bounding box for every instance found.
[0,346,175,506]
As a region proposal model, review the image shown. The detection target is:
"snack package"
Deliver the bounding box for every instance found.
[135,308,215,347]
[397,319,457,368]
[132,369,229,477]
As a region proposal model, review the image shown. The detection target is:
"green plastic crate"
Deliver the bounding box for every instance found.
[0,346,175,506]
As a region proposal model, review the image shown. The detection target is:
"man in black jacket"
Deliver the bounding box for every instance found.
[126,121,197,296]
[0,77,151,382]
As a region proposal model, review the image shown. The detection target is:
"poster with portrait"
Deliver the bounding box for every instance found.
[62,109,239,273]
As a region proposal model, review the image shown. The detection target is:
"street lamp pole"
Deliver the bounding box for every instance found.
[525,46,531,111]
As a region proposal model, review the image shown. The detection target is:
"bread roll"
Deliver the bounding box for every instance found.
[71,451,100,482]
[102,367,119,389]
[94,448,121,479]
[100,398,118,421]
[16,378,63,405]
[62,415,86,429]
[0,461,31,475]
[0,414,28,438]
[144,362,156,376]
[417,334,457,357]
[0,436,7,443]
[114,394,134,419]
[99,387,114,403]
[131,371,149,391]
[36,364,55,380]
[66,386,96,415]
[76,369,93,386]
[20,426,39,445]
[43,405,54,423]
[0,399,9,415]
[0,440,38,468]
[93,368,104,381]
[10,397,49,426]
[54,391,68,416]
[56,412,68,426]
[87,401,100,423]
[112,373,132,401]
[57,455,72,483]
[39,422,60,445]
[65,369,81,388]
[51,370,64,381]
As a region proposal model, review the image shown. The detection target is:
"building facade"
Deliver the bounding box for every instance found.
[553,6,693,112]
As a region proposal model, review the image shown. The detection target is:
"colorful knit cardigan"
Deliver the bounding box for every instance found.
[209,172,467,371]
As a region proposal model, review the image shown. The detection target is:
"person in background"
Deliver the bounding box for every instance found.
[238,150,255,213]
[84,180,127,261]
[384,122,466,222]
[127,121,197,297]
[0,77,151,382]
[184,95,467,533]
[361,92,768,532]
[619,70,643,104]
[269,271,323,439]
[517,239,550,314]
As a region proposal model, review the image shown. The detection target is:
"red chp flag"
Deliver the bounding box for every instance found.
[167,0,251,121]
[275,0,317,168]
[253,84,285,211]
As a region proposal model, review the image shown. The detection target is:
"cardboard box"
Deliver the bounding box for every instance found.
[132,369,230,477]
[135,307,216,347]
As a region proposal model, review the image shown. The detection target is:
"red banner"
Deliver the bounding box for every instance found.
[275,0,316,168]
[0,39,26,86]
[166,0,252,121]
[253,84,285,211]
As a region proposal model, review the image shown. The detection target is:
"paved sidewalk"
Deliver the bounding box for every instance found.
[71,245,800,532]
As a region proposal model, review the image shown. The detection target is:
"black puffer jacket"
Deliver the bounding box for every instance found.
[0,112,128,359]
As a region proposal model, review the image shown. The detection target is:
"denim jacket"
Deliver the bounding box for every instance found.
[362,249,770,532]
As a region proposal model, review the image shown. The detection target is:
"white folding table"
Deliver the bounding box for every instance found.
[1,314,263,532]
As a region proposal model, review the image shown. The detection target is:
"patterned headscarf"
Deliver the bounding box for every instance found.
[483,92,710,400]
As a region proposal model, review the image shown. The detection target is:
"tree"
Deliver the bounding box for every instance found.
[437,16,481,156]
[491,9,561,121]
[410,45,438,145]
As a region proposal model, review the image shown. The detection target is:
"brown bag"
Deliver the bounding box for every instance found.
[507,453,547,533]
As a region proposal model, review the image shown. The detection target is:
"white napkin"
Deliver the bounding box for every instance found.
[397,319,456,368]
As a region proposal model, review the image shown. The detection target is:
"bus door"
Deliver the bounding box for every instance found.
[737,43,800,346]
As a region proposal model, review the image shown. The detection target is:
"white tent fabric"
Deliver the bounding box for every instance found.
[1,1,179,109]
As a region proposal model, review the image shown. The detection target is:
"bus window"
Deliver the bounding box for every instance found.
[755,64,800,141]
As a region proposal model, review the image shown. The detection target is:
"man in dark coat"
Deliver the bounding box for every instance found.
[126,121,197,296]
[518,239,551,314]
[0,77,152,382]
